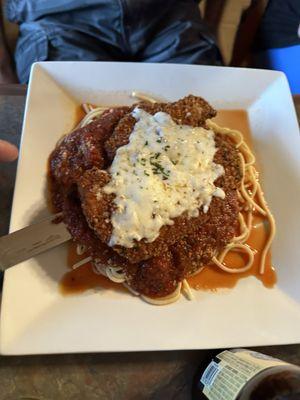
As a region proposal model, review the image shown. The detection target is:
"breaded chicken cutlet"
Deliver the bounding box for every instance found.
[49,95,241,298]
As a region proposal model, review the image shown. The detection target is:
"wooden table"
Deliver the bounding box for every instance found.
[0,85,299,400]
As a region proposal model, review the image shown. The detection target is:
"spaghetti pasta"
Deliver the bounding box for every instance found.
[206,121,276,276]
[182,279,194,301]
[105,267,126,283]
[71,256,92,270]
[76,244,87,256]
[80,105,108,127]
[131,91,159,103]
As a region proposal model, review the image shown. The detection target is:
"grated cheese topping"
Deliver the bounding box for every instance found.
[104,108,225,248]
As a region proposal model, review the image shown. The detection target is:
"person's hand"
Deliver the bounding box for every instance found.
[0,139,18,162]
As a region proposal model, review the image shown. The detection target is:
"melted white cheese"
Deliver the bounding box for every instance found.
[104,108,225,248]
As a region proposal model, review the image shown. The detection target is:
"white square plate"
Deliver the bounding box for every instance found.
[1,62,300,355]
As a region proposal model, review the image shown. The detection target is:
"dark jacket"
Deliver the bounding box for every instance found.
[5,0,222,83]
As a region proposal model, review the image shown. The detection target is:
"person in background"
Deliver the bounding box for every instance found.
[253,0,300,94]
[228,0,299,93]
[0,0,224,84]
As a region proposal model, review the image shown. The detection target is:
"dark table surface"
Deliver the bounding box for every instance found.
[0,86,299,400]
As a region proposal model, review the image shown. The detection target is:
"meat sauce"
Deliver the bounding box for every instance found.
[61,109,276,294]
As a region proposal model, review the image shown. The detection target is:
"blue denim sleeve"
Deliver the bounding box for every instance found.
[14,23,49,83]
[4,0,107,22]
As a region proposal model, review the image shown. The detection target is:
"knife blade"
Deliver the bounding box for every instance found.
[0,215,71,271]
